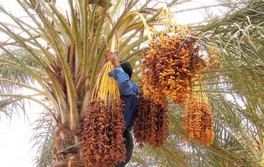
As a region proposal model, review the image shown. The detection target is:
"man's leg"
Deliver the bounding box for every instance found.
[117,130,134,167]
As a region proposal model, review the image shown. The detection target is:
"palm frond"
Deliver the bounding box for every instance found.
[0,50,40,92]
[0,97,26,119]
[31,112,55,167]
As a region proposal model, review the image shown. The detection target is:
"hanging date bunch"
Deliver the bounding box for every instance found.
[79,60,126,166]
[80,99,125,166]
[182,91,214,146]
[133,84,169,147]
[142,33,204,106]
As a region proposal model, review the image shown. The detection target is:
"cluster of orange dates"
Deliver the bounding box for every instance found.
[141,33,214,146]
[133,87,169,147]
[80,99,126,166]
[182,96,214,146]
[142,34,204,106]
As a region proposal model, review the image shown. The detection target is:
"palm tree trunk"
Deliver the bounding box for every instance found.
[51,121,85,167]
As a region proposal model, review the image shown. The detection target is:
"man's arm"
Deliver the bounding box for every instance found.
[108,52,120,68]
[108,53,134,95]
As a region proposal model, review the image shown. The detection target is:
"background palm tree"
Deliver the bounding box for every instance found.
[0,0,263,167]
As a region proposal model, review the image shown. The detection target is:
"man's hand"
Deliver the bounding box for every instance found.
[108,52,120,68]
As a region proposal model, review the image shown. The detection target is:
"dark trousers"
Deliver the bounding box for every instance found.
[117,130,134,167]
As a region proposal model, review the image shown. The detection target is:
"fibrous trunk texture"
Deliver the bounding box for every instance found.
[51,121,85,167]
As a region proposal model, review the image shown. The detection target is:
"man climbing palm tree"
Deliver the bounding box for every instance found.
[108,52,139,167]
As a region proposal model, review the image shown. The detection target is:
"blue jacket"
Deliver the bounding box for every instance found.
[108,68,139,131]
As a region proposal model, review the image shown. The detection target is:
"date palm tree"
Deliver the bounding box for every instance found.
[0,0,172,166]
[0,0,263,167]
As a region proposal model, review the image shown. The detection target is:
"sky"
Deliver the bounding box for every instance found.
[0,0,223,166]
[0,111,39,167]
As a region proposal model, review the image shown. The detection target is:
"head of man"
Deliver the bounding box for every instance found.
[120,62,133,79]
